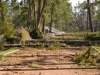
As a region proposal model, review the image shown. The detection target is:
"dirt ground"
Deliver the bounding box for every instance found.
[0,47,100,75]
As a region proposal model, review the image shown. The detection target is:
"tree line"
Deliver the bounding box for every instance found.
[72,0,100,32]
[0,0,100,39]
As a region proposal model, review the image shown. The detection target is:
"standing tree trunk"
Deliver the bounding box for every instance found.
[33,0,37,28]
[87,0,94,32]
[27,0,32,29]
[49,4,53,33]
[87,8,89,33]
[42,15,45,33]
[37,0,46,28]
[37,0,42,28]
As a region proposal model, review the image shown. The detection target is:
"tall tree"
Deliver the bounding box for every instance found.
[0,0,4,22]
[37,0,46,28]
[0,0,15,37]
[27,0,32,28]
[87,0,94,32]
[49,3,54,32]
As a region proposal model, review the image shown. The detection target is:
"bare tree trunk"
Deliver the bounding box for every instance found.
[27,0,32,29]
[87,9,89,33]
[33,0,37,28]
[87,0,94,32]
[49,4,53,33]
[37,0,42,28]
[42,15,45,33]
[37,0,46,28]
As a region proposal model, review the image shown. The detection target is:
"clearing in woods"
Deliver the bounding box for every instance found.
[0,47,100,75]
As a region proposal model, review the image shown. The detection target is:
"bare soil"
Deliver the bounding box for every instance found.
[0,47,100,75]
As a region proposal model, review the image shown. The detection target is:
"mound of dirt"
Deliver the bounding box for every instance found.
[21,27,32,42]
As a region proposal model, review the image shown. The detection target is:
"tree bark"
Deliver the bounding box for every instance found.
[37,0,42,28]
[33,0,37,28]
[37,0,46,28]
[87,8,89,33]
[27,0,32,29]
[49,4,53,33]
[42,15,45,33]
[87,0,94,32]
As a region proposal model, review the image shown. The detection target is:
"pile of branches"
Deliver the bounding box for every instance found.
[73,47,100,66]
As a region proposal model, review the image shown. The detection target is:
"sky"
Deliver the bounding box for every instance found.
[70,0,85,6]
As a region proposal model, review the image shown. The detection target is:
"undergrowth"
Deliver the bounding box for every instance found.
[85,33,100,40]
[73,47,99,66]
[48,42,61,50]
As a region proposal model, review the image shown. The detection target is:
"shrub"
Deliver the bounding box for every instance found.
[6,38,15,44]
[5,31,21,44]
[85,33,100,40]
[39,43,45,49]
[48,42,60,50]
[0,35,5,50]
[30,28,43,39]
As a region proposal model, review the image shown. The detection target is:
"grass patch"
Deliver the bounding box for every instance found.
[50,32,100,40]
[66,45,70,48]
[0,56,5,61]
[48,42,61,50]
[51,32,86,40]
[28,61,38,68]
[0,47,19,56]
[94,46,100,51]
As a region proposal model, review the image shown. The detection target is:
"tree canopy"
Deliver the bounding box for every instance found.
[1,0,100,39]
